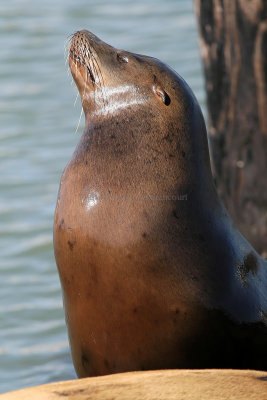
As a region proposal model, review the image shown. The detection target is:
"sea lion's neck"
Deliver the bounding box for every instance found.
[92,85,148,118]
[79,110,215,199]
[81,84,148,121]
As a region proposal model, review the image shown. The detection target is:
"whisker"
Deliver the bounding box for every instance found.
[64,39,71,62]
[74,90,79,106]
[64,37,71,51]
[74,82,87,135]
[87,46,107,109]
[75,106,83,135]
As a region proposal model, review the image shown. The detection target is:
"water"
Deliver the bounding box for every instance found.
[0,0,205,393]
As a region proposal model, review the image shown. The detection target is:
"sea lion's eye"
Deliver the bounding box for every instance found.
[117,53,129,63]
[154,86,171,106]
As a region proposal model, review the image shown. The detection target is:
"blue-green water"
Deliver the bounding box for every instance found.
[0,0,205,393]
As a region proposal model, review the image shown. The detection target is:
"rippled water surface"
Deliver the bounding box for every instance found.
[0,0,204,393]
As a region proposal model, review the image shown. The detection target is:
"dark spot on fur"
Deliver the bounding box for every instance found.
[59,219,65,231]
[238,252,259,285]
[110,134,116,139]
[142,232,147,238]
[104,358,110,368]
[245,253,258,274]
[127,253,133,259]
[142,210,149,219]
[173,209,179,219]
[182,151,186,157]
[133,307,138,313]
[169,153,175,158]
[82,352,90,368]
[162,133,172,143]
[175,308,180,314]
[144,159,152,165]
[68,240,75,251]
[85,160,88,165]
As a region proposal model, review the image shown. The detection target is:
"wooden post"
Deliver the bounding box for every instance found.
[195,0,267,255]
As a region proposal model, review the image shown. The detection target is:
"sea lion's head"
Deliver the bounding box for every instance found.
[69,30,196,121]
[68,30,212,186]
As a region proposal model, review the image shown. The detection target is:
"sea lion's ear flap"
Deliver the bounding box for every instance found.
[154,86,171,106]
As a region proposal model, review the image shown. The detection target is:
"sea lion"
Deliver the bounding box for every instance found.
[54,30,267,377]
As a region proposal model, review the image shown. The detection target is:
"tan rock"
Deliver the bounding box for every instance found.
[1,369,266,400]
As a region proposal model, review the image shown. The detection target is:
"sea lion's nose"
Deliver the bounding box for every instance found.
[73,30,104,47]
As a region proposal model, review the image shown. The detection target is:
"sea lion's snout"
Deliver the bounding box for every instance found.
[68,30,109,116]
[70,30,107,50]
[69,30,98,85]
